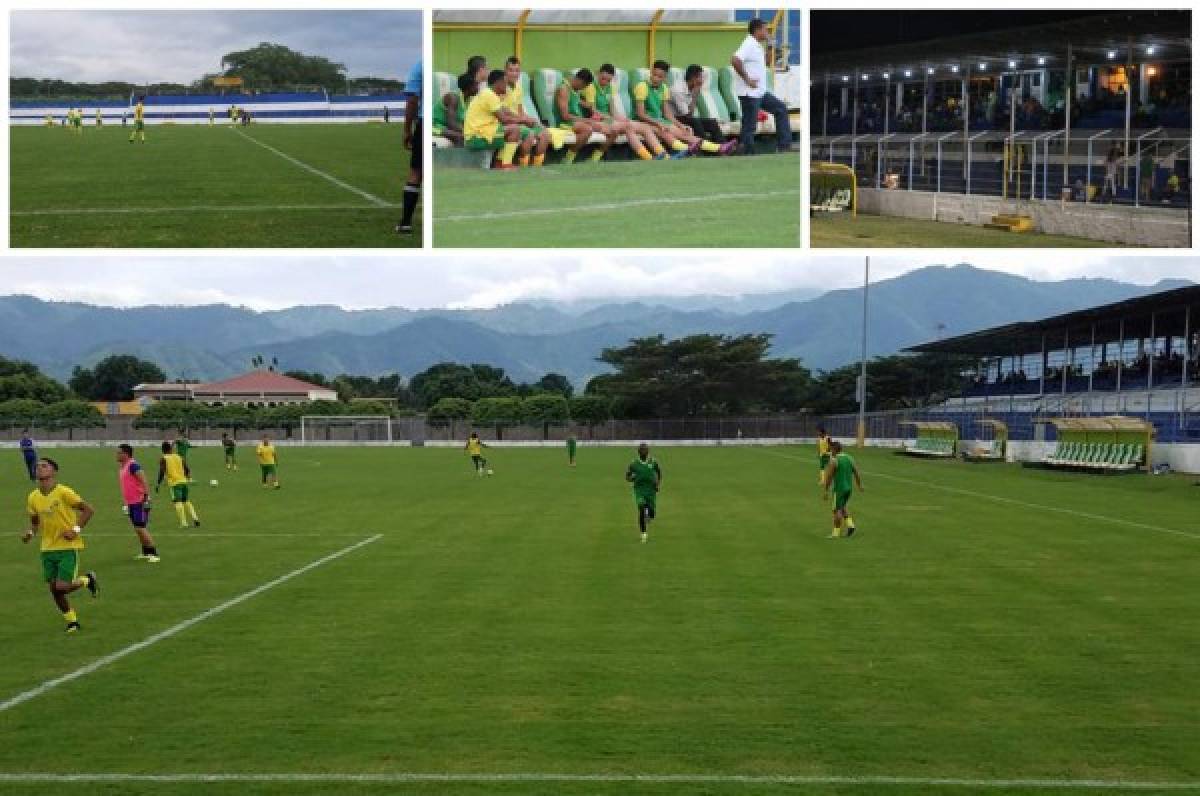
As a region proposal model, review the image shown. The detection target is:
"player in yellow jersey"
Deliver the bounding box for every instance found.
[256,435,280,489]
[464,71,550,170]
[464,431,490,476]
[129,96,146,143]
[22,458,98,633]
[633,60,723,157]
[503,56,564,166]
[816,426,832,489]
[156,441,200,527]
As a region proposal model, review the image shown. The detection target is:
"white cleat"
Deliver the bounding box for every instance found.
[640,532,648,543]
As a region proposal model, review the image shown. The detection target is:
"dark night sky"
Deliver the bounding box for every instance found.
[811,11,1115,56]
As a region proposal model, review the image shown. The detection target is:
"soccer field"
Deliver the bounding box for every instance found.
[10,125,416,248]
[1,444,1196,795]
[433,153,800,248]
[811,213,1123,248]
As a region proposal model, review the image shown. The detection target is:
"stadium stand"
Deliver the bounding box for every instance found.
[10,91,409,125]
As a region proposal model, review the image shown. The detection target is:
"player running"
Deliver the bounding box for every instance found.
[465,432,489,475]
[19,429,37,481]
[156,441,200,528]
[22,458,98,633]
[129,96,146,143]
[625,443,662,543]
[567,434,578,467]
[221,432,238,470]
[822,440,863,538]
[816,426,832,488]
[116,444,159,563]
[256,435,280,489]
[174,430,193,480]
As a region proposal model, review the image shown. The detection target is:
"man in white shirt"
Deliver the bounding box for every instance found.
[730,17,792,155]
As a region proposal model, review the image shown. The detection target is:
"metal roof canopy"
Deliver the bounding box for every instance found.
[812,11,1191,79]
[977,419,1009,435]
[906,285,1200,358]
[1036,416,1155,433]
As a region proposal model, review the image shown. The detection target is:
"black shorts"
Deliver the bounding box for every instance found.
[410,119,422,172]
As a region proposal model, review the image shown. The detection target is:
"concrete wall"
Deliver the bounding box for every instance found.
[856,188,1191,247]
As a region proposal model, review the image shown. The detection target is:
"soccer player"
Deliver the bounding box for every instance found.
[129,96,146,143]
[95,108,103,128]
[463,70,547,170]
[221,432,238,470]
[19,429,37,481]
[397,57,422,236]
[116,444,159,563]
[434,74,472,147]
[156,441,200,528]
[633,61,726,157]
[465,432,489,476]
[625,443,662,543]
[555,69,609,163]
[582,64,666,160]
[22,458,98,633]
[816,426,832,488]
[822,440,863,539]
[466,55,488,87]
[567,434,578,467]
[503,56,561,166]
[72,108,83,135]
[731,18,792,155]
[256,435,280,489]
[208,107,215,126]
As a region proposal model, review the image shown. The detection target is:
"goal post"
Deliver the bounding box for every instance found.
[299,415,394,446]
[811,162,856,216]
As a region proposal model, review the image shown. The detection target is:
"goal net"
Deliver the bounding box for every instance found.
[299,415,393,445]
[811,162,856,215]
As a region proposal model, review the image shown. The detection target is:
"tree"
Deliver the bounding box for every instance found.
[808,353,976,415]
[427,397,472,426]
[534,372,574,398]
[69,355,165,401]
[521,394,569,440]
[285,370,329,387]
[568,394,612,427]
[214,42,347,91]
[471,396,523,439]
[409,363,516,408]
[0,357,68,403]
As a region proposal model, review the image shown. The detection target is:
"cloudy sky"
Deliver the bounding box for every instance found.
[11,11,421,83]
[0,254,1194,311]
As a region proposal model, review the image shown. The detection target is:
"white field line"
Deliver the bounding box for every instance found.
[84,531,375,538]
[232,127,391,207]
[0,773,1197,790]
[0,534,383,714]
[12,203,394,216]
[760,448,1200,541]
[434,189,800,223]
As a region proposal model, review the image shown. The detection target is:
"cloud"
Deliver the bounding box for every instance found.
[10,11,421,83]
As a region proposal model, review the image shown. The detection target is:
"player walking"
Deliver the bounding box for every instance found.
[625,443,662,543]
[822,440,863,538]
[816,426,832,488]
[256,435,280,489]
[116,444,159,563]
[567,434,578,467]
[129,96,146,143]
[156,441,200,528]
[221,432,238,470]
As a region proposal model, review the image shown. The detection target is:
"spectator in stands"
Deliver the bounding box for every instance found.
[730,18,791,155]
[555,68,609,163]
[670,64,736,153]
[397,57,423,235]
[581,64,667,160]
[633,60,727,158]
[1102,144,1122,202]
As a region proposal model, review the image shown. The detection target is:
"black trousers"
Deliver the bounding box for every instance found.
[677,113,724,144]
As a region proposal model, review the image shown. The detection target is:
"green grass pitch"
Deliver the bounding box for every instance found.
[433,153,800,248]
[10,124,417,248]
[1,444,1196,795]
[811,213,1122,248]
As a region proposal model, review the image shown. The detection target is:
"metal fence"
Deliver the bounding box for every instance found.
[811,128,1191,208]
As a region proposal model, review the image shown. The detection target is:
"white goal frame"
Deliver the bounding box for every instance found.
[299,415,393,446]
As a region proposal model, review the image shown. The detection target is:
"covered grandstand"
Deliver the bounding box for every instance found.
[888,283,1200,471]
[810,11,1191,246]
[431,9,802,161]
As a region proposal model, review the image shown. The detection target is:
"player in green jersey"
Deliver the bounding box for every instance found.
[221,432,238,470]
[822,440,863,538]
[566,435,578,467]
[625,443,662,543]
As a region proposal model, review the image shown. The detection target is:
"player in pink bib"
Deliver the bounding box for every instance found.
[116,444,160,563]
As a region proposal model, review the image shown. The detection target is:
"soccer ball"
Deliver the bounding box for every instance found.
[209,479,219,487]
[487,469,495,476]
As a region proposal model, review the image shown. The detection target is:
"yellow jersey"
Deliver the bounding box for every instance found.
[256,444,277,465]
[27,485,86,552]
[466,438,483,456]
[463,87,504,141]
[161,453,187,486]
[134,102,144,122]
[818,436,831,457]
[502,80,524,113]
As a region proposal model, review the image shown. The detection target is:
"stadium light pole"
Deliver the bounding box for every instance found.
[856,256,870,448]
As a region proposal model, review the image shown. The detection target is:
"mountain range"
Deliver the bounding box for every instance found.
[0,265,1190,386]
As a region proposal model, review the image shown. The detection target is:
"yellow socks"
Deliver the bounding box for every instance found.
[498,142,518,165]
[72,574,90,589]
[700,140,720,153]
[563,149,578,164]
[670,140,688,152]
[589,149,604,162]
[518,154,531,167]
[186,502,199,522]
[846,515,856,529]
[532,154,545,167]
[652,146,666,157]
[634,147,653,161]
[63,609,77,623]
[175,503,187,526]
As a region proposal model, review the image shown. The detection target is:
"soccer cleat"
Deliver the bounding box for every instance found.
[669,149,689,160]
[494,163,518,171]
[145,555,161,564]
[687,140,701,155]
[846,524,856,538]
[640,532,648,543]
[85,571,98,598]
[653,152,669,161]
[719,140,737,155]
[395,223,413,234]
[134,553,150,561]
[65,621,81,634]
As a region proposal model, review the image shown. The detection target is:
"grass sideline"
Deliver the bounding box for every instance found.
[433,153,800,248]
[811,213,1122,248]
[10,124,417,247]
[0,444,1196,795]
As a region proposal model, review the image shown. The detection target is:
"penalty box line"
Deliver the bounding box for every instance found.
[0,533,383,715]
[759,448,1200,542]
[433,189,801,223]
[0,773,1197,790]
[231,127,391,207]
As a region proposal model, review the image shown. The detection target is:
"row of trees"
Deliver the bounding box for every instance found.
[132,399,398,431]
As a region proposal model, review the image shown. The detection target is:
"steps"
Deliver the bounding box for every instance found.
[984,213,1036,232]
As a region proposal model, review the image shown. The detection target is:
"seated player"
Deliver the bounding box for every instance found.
[466,55,488,88]
[582,64,667,161]
[555,68,608,163]
[671,65,735,153]
[434,73,473,146]
[633,60,728,158]
[503,55,563,166]
[463,70,550,170]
